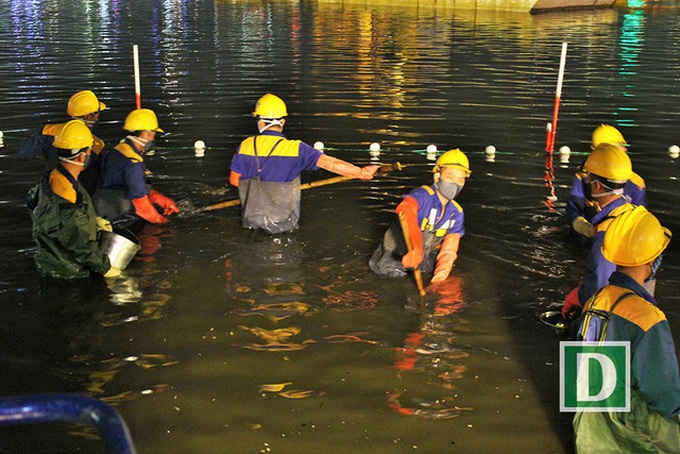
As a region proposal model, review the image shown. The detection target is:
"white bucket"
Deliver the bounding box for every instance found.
[98,229,141,270]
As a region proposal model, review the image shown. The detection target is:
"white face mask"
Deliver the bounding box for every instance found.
[128,135,154,153]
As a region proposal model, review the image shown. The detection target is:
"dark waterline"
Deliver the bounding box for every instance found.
[1,1,679,452]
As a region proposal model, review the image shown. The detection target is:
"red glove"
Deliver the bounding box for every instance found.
[396,196,423,269]
[132,196,169,224]
[431,234,459,283]
[562,286,582,320]
[148,189,180,216]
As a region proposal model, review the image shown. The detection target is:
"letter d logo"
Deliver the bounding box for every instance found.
[560,341,630,412]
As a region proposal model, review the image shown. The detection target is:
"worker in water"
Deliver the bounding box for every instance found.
[369,149,469,283]
[17,90,109,195]
[562,143,636,322]
[574,206,679,451]
[566,124,646,239]
[26,120,120,280]
[94,108,179,225]
[229,93,380,234]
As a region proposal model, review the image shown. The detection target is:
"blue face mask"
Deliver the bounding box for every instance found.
[437,180,463,201]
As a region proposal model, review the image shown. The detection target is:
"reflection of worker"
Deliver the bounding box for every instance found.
[18,90,108,195]
[370,149,469,283]
[574,206,679,451]
[26,120,119,280]
[566,125,646,239]
[94,109,179,225]
[389,274,471,419]
[229,93,379,234]
[562,144,635,322]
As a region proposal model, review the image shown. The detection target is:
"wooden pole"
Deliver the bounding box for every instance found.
[199,162,402,213]
[398,212,427,298]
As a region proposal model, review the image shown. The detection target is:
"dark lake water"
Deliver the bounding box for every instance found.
[1,0,679,452]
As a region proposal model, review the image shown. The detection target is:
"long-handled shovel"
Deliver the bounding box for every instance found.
[190,161,402,214]
[398,211,427,301]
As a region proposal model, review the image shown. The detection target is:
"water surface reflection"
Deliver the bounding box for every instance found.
[1,1,679,452]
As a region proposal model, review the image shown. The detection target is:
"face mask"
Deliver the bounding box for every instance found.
[143,140,156,153]
[437,180,462,201]
[645,255,663,283]
[584,180,593,202]
[82,153,92,170]
[84,118,100,131]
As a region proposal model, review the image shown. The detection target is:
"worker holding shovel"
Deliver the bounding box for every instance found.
[229,93,380,235]
[369,149,470,285]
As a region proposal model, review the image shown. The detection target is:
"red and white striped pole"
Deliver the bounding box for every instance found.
[133,44,141,109]
[545,42,568,155]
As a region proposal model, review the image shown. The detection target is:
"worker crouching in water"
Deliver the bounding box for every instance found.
[574,206,679,452]
[27,120,120,280]
[370,149,470,283]
[94,108,179,226]
[229,93,379,234]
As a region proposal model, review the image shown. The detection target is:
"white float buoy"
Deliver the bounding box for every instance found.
[0,130,3,148]
[426,144,437,161]
[314,141,325,152]
[668,145,679,159]
[369,142,381,158]
[194,139,206,157]
[559,145,571,164]
[485,145,496,162]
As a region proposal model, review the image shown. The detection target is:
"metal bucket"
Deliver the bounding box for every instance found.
[98,229,141,270]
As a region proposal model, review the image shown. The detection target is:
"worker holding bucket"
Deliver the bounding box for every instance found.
[26,120,121,280]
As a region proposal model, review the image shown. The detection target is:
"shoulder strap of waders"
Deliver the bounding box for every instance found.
[580,290,636,343]
[253,136,284,179]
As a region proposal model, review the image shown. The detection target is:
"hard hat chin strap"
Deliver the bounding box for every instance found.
[591,188,624,198]
[258,118,284,133]
[59,153,85,167]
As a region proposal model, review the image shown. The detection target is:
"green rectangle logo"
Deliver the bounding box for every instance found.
[560,341,630,412]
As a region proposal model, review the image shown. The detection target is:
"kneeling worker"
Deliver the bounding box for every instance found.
[27,120,120,280]
[370,149,470,283]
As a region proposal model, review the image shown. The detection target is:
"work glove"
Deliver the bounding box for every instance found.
[562,286,582,320]
[571,216,595,238]
[431,234,459,283]
[396,196,423,269]
[103,266,121,278]
[148,189,180,216]
[132,196,169,224]
[95,216,112,232]
[229,170,242,187]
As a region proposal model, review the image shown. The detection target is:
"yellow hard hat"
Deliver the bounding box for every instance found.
[433,149,471,176]
[582,143,632,183]
[123,108,164,132]
[66,90,107,117]
[53,120,93,155]
[602,206,672,267]
[252,94,288,119]
[592,124,627,148]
